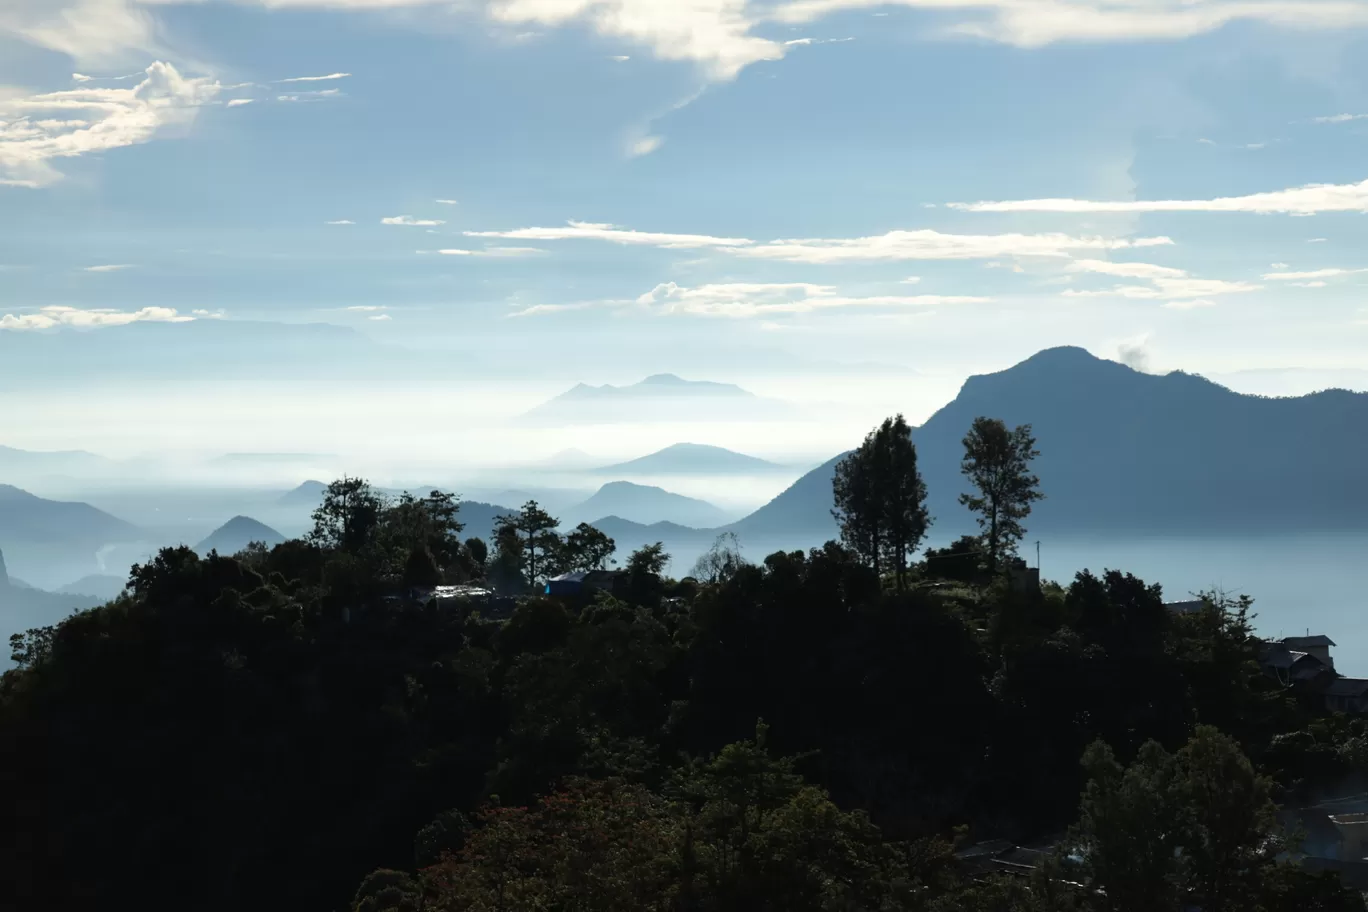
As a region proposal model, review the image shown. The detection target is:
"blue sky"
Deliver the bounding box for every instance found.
[3,0,1368,449]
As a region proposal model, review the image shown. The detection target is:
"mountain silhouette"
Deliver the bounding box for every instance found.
[566,481,731,528]
[593,443,782,476]
[195,517,286,556]
[730,346,1368,541]
[521,375,793,425]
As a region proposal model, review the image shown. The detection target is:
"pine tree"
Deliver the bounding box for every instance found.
[959,417,1042,575]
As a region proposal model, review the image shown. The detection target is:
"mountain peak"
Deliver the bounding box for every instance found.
[639,373,688,385]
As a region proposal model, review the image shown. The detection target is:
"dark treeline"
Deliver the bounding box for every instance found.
[0,416,1363,911]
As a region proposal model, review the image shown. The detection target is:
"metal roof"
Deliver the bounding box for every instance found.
[1326,678,1368,698]
[1284,635,1337,648]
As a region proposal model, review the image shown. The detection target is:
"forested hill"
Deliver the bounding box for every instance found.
[732,346,1368,540]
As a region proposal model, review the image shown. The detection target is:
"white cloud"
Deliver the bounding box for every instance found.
[732,229,1174,263]
[1291,281,1329,288]
[83,263,135,272]
[435,198,459,205]
[0,0,165,68]
[466,220,753,249]
[1263,267,1368,280]
[1063,277,1260,300]
[950,177,1368,216]
[276,88,341,102]
[1068,258,1187,279]
[635,281,989,317]
[1308,238,1328,243]
[610,55,631,61]
[901,276,921,284]
[325,219,355,225]
[0,304,192,331]
[1197,137,1216,145]
[0,60,219,187]
[226,98,254,107]
[1271,262,1289,268]
[437,246,547,257]
[770,0,1368,47]
[1312,113,1368,123]
[191,308,225,318]
[785,37,814,45]
[383,215,446,226]
[628,135,664,157]
[344,305,387,311]
[277,72,351,83]
[368,314,392,321]
[511,281,990,318]
[1162,299,1217,310]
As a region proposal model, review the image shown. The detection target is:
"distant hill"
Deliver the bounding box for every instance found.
[195,517,286,556]
[56,574,127,601]
[0,485,146,587]
[456,501,518,542]
[522,374,792,425]
[728,346,1368,542]
[566,481,731,529]
[594,443,783,476]
[278,480,328,508]
[0,445,114,477]
[0,547,102,648]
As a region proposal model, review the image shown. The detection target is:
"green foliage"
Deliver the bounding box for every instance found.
[558,522,617,574]
[689,532,748,585]
[959,417,1042,574]
[493,500,561,587]
[311,476,386,554]
[832,414,930,590]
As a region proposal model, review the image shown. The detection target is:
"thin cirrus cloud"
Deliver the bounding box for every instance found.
[276,73,351,83]
[1262,267,1368,280]
[226,98,254,107]
[1062,276,1260,301]
[1312,113,1368,123]
[325,219,355,225]
[8,0,1368,88]
[0,304,193,332]
[82,263,135,272]
[511,281,990,318]
[466,220,1170,261]
[949,177,1368,215]
[0,60,218,187]
[465,221,752,249]
[437,247,546,257]
[383,215,446,227]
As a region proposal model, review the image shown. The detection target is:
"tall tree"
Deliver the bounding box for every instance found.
[832,415,930,590]
[493,501,562,586]
[958,417,1042,575]
[558,523,617,574]
[309,477,385,555]
[879,414,930,591]
[690,532,747,585]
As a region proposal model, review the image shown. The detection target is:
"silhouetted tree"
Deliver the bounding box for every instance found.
[690,531,747,585]
[494,501,562,586]
[557,522,616,574]
[833,415,930,589]
[310,477,385,554]
[959,417,1042,575]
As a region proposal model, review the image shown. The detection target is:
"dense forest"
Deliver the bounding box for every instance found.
[1,415,1364,911]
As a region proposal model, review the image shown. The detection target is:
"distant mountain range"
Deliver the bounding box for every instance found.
[731,346,1368,542]
[593,443,783,476]
[521,374,794,425]
[0,484,148,588]
[564,481,732,529]
[56,574,128,601]
[0,548,103,649]
[195,517,287,556]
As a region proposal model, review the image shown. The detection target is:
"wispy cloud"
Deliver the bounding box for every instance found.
[83,263,135,272]
[466,220,752,249]
[1262,266,1368,280]
[435,199,459,205]
[276,89,342,102]
[950,177,1368,216]
[633,281,989,317]
[368,314,392,321]
[344,305,387,312]
[383,215,446,227]
[1068,258,1187,279]
[0,304,193,332]
[325,219,355,225]
[226,98,254,107]
[1312,113,1368,124]
[1290,281,1328,288]
[437,246,547,257]
[628,135,664,157]
[732,229,1173,263]
[1063,276,1260,301]
[277,72,351,83]
[0,60,218,187]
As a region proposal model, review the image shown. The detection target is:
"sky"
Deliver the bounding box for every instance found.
[3,0,1368,467]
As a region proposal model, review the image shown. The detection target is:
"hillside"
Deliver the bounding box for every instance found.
[522,374,790,425]
[0,547,102,645]
[278,480,328,508]
[593,443,782,476]
[195,517,286,556]
[728,346,1368,541]
[56,574,128,601]
[564,481,731,529]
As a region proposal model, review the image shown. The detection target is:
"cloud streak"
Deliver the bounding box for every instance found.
[82,263,135,272]
[466,220,752,249]
[383,215,446,226]
[950,177,1368,216]
[1262,266,1368,280]
[0,60,219,187]
[277,72,351,83]
[0,304,193,331]
[732,229,1173,263]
